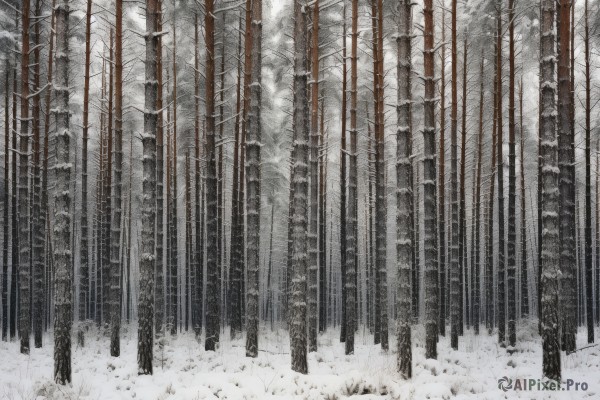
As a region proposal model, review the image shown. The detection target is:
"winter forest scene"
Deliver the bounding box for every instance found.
[2,0,600,398]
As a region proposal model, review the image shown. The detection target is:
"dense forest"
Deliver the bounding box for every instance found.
[0,0,599,397]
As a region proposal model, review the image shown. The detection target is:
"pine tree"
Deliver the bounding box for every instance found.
[308,0,320,353]
[396,0,413,378]
[345,0,358,356]
[18,0,32,355]
[423,0,439,360]
[539,0,561,381]
[53,0,73,383]
[245,0,263,358]
[449,0,459,351]
[558,0,576,351]
[138,0,159,375]
[507,0,517,348]
[204,0,220,351]
[290,0,309,374]
[110,0,125,357]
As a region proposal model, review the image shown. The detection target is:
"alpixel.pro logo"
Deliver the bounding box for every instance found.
[497,376,589,392]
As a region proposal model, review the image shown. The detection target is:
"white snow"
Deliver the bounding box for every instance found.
[0,322,599,399]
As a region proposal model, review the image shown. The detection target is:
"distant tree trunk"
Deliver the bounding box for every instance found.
[265,202,275,329]
[519,77,528,318]
[204,0,220,351]
[423,0,439,360]
[486,33,498,336]
[495,2,506,345]
[109,0,125,357]
[192,11,203,339]
[472,53,485,334]
[345,0,358,356]
[154,0,165,338]
[19,0,32,355]
[339,3,348,344]
[290,0,309,374]
[170,10,179,334]
[9,8,19,341]
[245,0,263,358]
[539,0,561,381]
[583,0,593,344]
[507,0,517,348]
[229,10,243,339]
[138,0,159,375]
[318,93,327,333]
[2,62,9,342]
[31,0,43,349]
[371,0,387,350]
[308,0,320,353]
[53,0,72,383]
[396,0,413,378]
[449,0,459,351]
[438,3,446,336]
[79,0,92,335]
[459,34,468,334]
[185,152,192,332]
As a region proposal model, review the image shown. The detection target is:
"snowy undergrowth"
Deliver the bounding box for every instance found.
[0,323,599,399]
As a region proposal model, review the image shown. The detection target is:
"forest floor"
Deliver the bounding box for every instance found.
[0,322,599,399]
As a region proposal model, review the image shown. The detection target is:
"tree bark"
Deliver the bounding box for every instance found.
[423,0,439,360]
[245,0,263,358]
[290,0,309,374]
[53,0,73,383]
[507,0,517,348]
[138,0,159,375]
[396,0,413,378]
[540,0,561,381]
[19,0,32,355]
[204,0,220,351]
[345,0,358,356]
[308,0,320,353]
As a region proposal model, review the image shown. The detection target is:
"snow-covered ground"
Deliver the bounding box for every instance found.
[1,322,598,399]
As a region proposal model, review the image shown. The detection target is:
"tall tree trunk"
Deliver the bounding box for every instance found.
[519,77,528,318]
[53,0,72,383]
[2,62,9,342]
[170,9,179,334]
[486,26,498,335]
[339,3,348,344]
[423,0,439,360]
[438,3,447,336]
[583,0,593,343]
[192,11,203,339]
[558,0,576,351]
[496,2,506,345]
[31,0,43,349]
[507,0,517,348]
[79,0,92,333]
[290,0,309,374]
[185,152,191,332]
[396,0,413,378]
[154,0,165,338]
[345,0,358,356]
[19,0,31,355]
[229,10,243,339]
[319,93,327,333]
[245,0,263,358]
[449,0,460,351]
[539,0,561,381]
[459,34,468,334]
[110,0,124,357]
[204,0,220,351]
[138,0,159,375]
[308,0,320,353]
[10,8,19,341]
[473,53,485,334]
